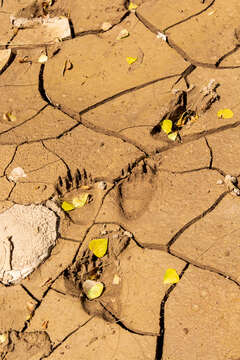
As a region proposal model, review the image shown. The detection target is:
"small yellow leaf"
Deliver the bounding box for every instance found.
[72,193,90,208]
[3,112,16,122]
[161,119,172,134]
[89,238,108,258]
[61,201,75,211]
[128,2,138,10]
[217,109,233,119]
[126,56,137,65]
[83,280,104,300]
[168,131,178,141]
[0,334,7,344]
[163,268,179,284]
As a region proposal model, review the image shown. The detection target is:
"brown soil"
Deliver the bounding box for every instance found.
[0,0,240,359]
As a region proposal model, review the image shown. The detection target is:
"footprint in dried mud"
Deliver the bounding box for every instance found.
[64,225,131,322]
[55,168,109,226]
[117,160,158,220]
[0,330,51,360]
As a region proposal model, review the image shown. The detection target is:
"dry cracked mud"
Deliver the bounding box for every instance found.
[0,0,239,359]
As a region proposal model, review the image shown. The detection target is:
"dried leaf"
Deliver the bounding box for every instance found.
[38,54,48,63]
[217,109,233,119]
[0,334,7,344]
[61,201,75,211]
[89,238,108,258]
[72,193,90,208]
[126,56,137,65]
[3,112,16,122]
[83,280,104,300]
[117,29,129,40]
[163,268,179,284]
[168,132,178,141]
[9,167,27,182]
[161,119,172,134]
[128,2,138,10]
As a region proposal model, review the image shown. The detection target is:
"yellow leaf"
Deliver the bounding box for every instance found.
[83,280,104,300]
[0,334,7,344]
[126,56,137,65]
[61,201,75,211]
[3,112,16,122]
[168,132,178,141]
[128,2,138,10]
[72,193,90,208]
[89,238,108,258]
[161,119,172,134]
[163,268,179,284]
[217,109,233,119]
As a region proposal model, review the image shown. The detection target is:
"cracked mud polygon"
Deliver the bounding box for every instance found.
[0,0,240,359]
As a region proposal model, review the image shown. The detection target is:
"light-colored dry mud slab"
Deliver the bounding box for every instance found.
[119,246,185,333]
[47,317,156,360]
[172,195,240,280]
[97,167,224,247]
[0,285,37,331]
[163,266,240,359]
[0,204,57,284]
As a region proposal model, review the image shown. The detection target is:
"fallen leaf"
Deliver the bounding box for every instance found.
[168,131,178,141]
[217,109,233,119]
[38,54,48,63]
[163,268,179,284]
[128,2,138,10]
[61,201,75,211]
[41,320,49,329]
[126,56,137,65]
[83,280,104,300]
[72,193,90,208]
[117,29,129,40]
[9,167,27,182]
[101,22,112,31]
[3,112,16,122]
[0,334,7,344]
[161,119,172,134]
[89,238,108,258]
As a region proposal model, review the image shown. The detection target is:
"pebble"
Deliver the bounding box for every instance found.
[216,179,223,185]
[124,231,133,238]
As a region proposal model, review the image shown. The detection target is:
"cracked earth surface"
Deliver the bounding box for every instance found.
[0,0,240,359]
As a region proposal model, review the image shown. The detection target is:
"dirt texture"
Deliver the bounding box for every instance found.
[0,0,239,359]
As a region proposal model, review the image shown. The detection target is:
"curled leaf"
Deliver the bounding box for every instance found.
[83,280,104,300]
[161,119,172,134]
[3,112,16,122]
[163,268,179,284]
[217,109,233,119]
[61,201,74,212]
[89,238,108,258]
[126,56,137,65]
[72,193,90,208]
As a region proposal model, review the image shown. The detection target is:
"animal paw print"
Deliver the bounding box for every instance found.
[55,168,107,226]
[117,160,157,220]
[64,225,131,322]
